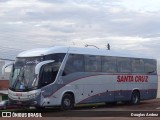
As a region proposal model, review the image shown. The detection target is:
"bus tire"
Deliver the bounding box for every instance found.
[130,91,140,105]
[35,106,45,110]
[61,94,74,110]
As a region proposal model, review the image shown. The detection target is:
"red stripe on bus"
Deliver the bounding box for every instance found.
[42,74,157,98]
[78,89,157,104]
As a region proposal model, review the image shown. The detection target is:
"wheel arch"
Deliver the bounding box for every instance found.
[131,89,140,98]
[130,89,141,105]
[61,90,75,104]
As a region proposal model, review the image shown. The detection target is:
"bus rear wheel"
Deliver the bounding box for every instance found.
[130,91,140,105]
[61,94,74,110]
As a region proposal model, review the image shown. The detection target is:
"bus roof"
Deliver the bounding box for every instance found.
[17,46,153,59]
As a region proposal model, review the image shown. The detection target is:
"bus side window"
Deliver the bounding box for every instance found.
[144,59,157,74]
[102,56,117,73]
[45,53,65,63]
[117,57,131,73]
[39,63,59,87]
[132,59,144,73]
[85,55,101,72]
[63,54,85,76]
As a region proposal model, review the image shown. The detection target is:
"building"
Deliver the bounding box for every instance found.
[157,66,160,98]
[0,61,9,101]
[0,61,5,79]
[0,80,8,101]
[0,60,10,80]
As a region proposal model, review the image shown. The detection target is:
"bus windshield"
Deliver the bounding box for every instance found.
[9,57,43,91]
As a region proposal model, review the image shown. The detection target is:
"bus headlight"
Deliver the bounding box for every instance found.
[28,93,39,99]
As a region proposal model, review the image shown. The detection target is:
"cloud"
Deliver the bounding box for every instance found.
[119,0,160,12]
[0,0,160,62]
[0,0,9,2]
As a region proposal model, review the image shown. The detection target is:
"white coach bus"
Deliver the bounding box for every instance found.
[3,46,157,110]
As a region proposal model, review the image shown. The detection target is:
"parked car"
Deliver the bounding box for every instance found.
[0,100,20,110]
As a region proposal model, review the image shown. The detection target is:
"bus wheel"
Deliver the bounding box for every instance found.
[35,106,45,110]
[61,94,74,110]
[130,91,140,105]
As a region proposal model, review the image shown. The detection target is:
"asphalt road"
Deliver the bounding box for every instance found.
[1,99,160,120]
[41,98,160,117]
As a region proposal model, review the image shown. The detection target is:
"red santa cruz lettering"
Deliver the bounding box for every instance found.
[117,75,134,82]
[117,75,148,82]
[135,75,148,82]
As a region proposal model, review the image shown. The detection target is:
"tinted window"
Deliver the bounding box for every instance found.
[45,53,65,63]
[10,57,43,90]
[144,59,157,73]
[132,59,144,73]
[39,62,60,87]
[117,57,131,73]
[85,55,101,72]
[102,56,117,73]
[63,54,84,75]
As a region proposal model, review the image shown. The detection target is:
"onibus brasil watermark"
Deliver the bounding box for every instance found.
[2,112,42,117]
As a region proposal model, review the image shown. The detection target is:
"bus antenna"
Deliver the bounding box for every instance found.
[106,43,110,50]
[85,44,99,49]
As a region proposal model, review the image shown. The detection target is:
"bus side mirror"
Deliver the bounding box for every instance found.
[2,62,13,76]
[35,60,55,75]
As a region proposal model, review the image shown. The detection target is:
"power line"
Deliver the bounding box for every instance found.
[0,58,14,61]
[0,46,24,51]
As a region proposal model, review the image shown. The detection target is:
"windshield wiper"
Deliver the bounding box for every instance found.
[12,68,25,90]
[12,75,20,89]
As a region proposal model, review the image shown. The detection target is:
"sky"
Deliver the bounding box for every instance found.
[0,0,160,62]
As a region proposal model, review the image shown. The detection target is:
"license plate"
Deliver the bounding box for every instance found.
[17,101,22,104]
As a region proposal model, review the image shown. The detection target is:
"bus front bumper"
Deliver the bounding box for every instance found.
[9,96,41,107]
